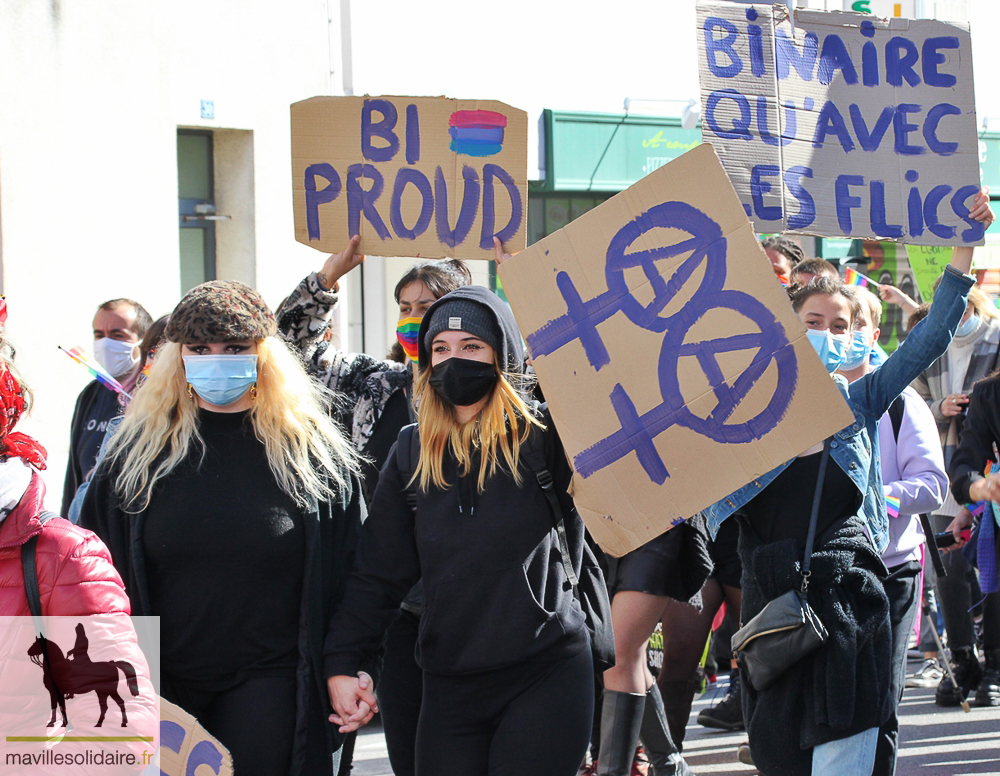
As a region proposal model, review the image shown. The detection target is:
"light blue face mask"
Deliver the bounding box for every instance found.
[839,331,873,371]
[955,314,980,338]
[183,354,257,406]
[805,329,849,373]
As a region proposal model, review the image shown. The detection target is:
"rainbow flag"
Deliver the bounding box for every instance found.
[885,495,901,518]
[395,317,421,364]
[59,345,131,399]
[845,267,881,289]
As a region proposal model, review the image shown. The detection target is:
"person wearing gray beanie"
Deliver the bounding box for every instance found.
[326,285,603,776]
[276,241,475,776]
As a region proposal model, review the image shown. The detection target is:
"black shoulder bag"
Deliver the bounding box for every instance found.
[22,511,59,625]
[731,444,830,691]
[518,432,615,672]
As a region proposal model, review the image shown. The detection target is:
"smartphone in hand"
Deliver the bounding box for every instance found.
[934,529,972,548]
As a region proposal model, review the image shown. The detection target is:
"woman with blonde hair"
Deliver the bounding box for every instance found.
[324,285,601,776]
[79,280,365,776]
[278,238,473,776]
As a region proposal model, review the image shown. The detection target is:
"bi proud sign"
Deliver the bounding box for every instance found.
[697,4,984,246]
[291,96,528,260]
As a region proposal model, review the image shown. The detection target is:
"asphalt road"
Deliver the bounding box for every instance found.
[350,657,1000,775]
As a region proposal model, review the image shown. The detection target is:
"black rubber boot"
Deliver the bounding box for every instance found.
[657,678,698,752]
[639,685,692,776]
[596,691,645,776]
[935,646,983,706]
[975,648,1000,707]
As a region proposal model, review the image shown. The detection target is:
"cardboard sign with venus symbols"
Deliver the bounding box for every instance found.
[498,143,854,557]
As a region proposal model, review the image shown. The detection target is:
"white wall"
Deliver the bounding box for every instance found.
[0,0,340,507]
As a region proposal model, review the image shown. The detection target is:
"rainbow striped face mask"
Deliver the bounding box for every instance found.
[396,317,422,364]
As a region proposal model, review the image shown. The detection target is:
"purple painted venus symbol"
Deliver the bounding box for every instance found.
[526,202,798,484]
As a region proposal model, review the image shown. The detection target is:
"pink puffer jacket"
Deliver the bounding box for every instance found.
[0,472,129,617]
[0,474,157,774]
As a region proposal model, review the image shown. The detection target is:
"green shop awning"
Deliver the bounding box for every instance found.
[542,109,701,192]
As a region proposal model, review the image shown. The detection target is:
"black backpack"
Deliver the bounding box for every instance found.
[395,420,615,671]
[888,395,905,442]
[886,395,947,576]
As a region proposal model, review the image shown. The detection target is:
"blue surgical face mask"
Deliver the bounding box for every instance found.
[955,314,980,338]
[839,331,872,371]
[183,354,257,406]
[805,329,849,373]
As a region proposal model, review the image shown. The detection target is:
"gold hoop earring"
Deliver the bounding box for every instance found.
[249,382,258,401]
[187,383,194,400]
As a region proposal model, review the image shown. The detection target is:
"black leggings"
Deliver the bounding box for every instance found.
[416,648,594,776]
[378,609,423,776]
[161,674,298,776]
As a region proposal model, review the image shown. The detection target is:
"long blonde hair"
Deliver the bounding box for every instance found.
[104,336,359,511]
[413,359,542,493]
[969,285,1000,322]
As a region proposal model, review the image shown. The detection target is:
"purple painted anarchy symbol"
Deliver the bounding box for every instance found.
[525,202,727,370]
[573,289,798,484]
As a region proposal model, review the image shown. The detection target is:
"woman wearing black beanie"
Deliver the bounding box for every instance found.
[325,285,603,776]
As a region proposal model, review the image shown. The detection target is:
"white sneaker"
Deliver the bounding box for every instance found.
[906,658,944,688]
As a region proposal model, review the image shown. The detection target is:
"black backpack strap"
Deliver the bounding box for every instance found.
[22,511,59,630]
[888,394,905,442]
[518,425,580,589]
[885,395,946,576]
[395,423,420,513]
[392,424,426,615]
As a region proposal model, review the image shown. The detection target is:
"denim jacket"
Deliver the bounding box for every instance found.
[705,265,974,554]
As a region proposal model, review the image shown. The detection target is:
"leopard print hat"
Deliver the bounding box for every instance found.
[165,280,276,344]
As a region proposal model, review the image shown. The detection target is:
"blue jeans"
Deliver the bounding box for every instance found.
[813,727,878,775]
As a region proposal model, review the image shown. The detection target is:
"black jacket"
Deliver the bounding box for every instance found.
[950,373,1000,504]
[323,412,589,678]
[79,448,367,774]
[738,515,893,776]
[62,380,121,515]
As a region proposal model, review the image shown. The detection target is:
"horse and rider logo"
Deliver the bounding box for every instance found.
[26,622,141,728]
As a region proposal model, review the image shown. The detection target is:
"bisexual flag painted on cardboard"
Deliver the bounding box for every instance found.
[449,110,507,157]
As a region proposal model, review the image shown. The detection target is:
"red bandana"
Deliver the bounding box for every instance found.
[0,367,46,469]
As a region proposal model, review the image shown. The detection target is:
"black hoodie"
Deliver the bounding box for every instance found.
[323,288,589,677]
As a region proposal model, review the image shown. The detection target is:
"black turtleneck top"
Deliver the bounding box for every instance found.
[143,409,304,689]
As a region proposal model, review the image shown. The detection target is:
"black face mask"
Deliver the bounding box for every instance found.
[428,357,499,407]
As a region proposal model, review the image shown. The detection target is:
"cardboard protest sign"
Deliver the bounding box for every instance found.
[905,244,950,301]
[697,4,984,247]
[158,698,233,776]
[498,143,854,557]
[291,96,528,260]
